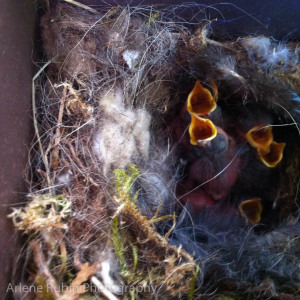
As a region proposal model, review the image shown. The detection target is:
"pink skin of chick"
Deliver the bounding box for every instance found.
[173,106,243,210]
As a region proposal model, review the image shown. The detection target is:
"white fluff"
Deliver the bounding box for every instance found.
[242,37,297,71]
[99,258,122,295]
[56,169,73,186]
[93,90,151,175]
[122,50,140,70]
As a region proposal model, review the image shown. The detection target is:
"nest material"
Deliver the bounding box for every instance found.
[9,2,300,300]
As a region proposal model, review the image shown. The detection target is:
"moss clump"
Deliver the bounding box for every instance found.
[112,165,197,297]
[8,194,71,234]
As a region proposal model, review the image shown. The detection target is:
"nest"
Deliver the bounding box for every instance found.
[9,2,300,299]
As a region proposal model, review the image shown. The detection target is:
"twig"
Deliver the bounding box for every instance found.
[32,61,52,189]
[30,240,61,299]
[63,0,99,14]
[45,0,50,10]
[164,214,176,240]
[67,141,99,187]
[51,85,66,176]
[67,141,85,170]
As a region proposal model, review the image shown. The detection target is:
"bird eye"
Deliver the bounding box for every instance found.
[209,133,228,153]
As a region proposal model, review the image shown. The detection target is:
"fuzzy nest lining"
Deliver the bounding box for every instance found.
[10,2,300,300]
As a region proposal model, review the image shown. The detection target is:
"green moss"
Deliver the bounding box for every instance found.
[112,165,196,296]
[35,276,56,300]
[131,244,138,272]
[130,289,136,300]
[114,165,140,203]
[8,194,71,233]
[112,216,128,275]
[187,264,199,300]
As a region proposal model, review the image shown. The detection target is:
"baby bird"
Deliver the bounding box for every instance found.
[173,80,285,224]
[174,105,243,210]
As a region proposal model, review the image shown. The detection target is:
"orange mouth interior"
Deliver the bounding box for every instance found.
[258,141,286,168]
[239,198,262,225]
[246,126,273,152]
[187,81,217,116]
[189,114,217,145]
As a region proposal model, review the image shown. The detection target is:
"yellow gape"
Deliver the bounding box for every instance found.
[187,81,218,145]
[246,125,285,167]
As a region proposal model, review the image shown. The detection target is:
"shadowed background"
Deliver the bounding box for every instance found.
[0,1,35,298]
[68,0,300,40]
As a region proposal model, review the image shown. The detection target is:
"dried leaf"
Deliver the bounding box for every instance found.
[59,263,97,300]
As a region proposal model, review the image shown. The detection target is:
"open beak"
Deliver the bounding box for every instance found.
[189,114,217,145]
[187,81,217,116]
[246,125,285,167]
[258,141,286,168]
[239,198,262,225]
[246,125,273,152]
